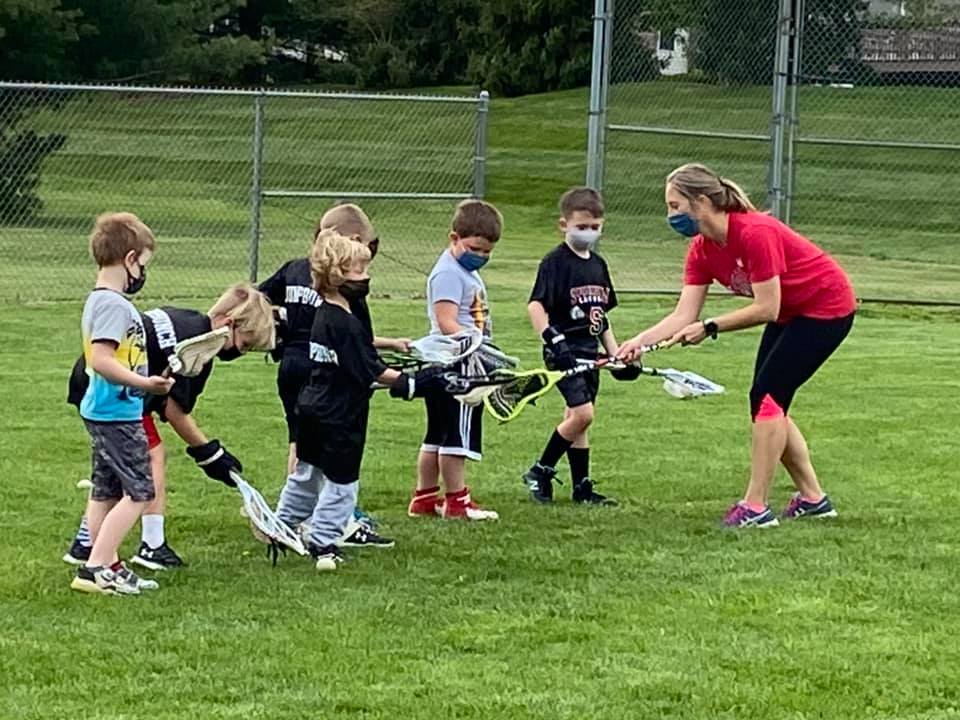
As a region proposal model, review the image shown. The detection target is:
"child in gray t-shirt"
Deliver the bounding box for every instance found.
[71,213,173,597]
[408,200,503,521]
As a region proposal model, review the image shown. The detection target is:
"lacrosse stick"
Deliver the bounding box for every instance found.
[455,342,666,408]
[164,326,231,377]
[467,359,619,422]
[230,470,308,562]
[591,356,725,399]
[378,329,484,370]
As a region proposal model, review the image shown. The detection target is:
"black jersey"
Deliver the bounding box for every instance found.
[295,302,387,478]
[529,243,618,354]
[259,257,374,359]
[297,302,385,428]
[259,258,318,355]
[67,307,219,420]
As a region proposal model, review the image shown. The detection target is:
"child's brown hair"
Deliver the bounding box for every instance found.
[559,187,605,219]
[310,229,372,296]
[452,199,503,242]
[89,212,156,266]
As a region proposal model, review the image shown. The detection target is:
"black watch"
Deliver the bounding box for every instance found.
[703,318,719,340]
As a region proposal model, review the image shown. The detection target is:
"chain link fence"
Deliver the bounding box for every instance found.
[0,82,487,303]
[590,0,960,304]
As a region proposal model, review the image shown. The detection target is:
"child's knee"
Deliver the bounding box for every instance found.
[568,403,594,430]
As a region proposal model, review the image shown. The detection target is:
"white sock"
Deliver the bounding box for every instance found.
[141,514,165,549]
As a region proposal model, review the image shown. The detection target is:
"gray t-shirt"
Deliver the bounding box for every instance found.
[426,249,492,338]
[79,288,148,422]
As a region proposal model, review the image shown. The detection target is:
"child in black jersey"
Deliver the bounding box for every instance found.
[522,187,632,506]
[274,231,463,570]
[259,203,409,534]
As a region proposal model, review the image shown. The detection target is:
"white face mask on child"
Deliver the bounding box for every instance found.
[566,229,601,252]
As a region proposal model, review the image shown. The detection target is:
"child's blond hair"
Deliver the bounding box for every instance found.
[316,203,376,245]
[208,282,277,351]
[89,212,156,266]
[310,229,371,296]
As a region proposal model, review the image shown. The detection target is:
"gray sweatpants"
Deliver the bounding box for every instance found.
[276,461,358,548]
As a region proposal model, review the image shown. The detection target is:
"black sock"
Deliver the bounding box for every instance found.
[538,430,573,469]
[567,447,590,486]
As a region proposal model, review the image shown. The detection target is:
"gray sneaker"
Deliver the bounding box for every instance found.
[71,565,140,595]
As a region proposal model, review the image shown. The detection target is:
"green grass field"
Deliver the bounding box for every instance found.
[1,79,960,718]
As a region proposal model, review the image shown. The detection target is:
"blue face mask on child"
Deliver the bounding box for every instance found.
[456,250,489,272]
[668,212,700,238]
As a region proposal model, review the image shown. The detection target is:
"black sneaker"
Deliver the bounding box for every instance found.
[572,478,618,506]
[62,539,91,566]
[309,543,346,572]
[523,462,557,504]
[338,522,395,549]
[130,541,185,571]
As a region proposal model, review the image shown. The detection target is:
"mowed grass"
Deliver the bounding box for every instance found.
[1,78,959,718]
[0,80,958,302]
[1,290,960,719]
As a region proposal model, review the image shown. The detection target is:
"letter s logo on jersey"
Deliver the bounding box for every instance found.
[588,306,605,336]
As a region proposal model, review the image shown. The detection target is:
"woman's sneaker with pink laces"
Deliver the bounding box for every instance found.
[722,501,780,528]
[782,493,837,520]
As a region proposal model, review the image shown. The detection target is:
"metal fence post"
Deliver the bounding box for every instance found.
[596,0,614,190]
[783,0,805,224]
[249,90,265,283]
[585,0,608,189]
[768,0,792,217]
[472,90,490,199]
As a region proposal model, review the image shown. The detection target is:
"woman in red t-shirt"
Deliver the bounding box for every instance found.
[617,163,856,528]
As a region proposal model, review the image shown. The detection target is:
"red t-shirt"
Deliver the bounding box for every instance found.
[684,212,856,323]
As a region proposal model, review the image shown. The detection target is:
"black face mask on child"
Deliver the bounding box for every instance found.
[125,263,146,295]
[217,346,243,362]
[340,279,370,302]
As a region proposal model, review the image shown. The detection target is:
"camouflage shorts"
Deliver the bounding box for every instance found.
[84,420,155,502]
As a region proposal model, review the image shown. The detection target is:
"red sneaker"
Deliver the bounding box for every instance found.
[408,488,442,517]
[441,487,499,521]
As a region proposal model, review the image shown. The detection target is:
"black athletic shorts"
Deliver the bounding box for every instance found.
[277,349,311,442]
[543,345,600,409]
[750,312,854,420]
[422,391,483,461]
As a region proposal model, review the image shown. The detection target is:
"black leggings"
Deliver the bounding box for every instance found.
[750,313,854,420]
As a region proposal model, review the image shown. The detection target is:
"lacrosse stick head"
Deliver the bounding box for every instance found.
[660,369,725,399]
[233,472,307,558]
[482,370,553,422]
[170,327,231,377]
[410,329,483,366]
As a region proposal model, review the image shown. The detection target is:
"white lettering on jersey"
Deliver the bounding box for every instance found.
[309,342,338,364]
[144,309,177,350]
[285,285,322,308]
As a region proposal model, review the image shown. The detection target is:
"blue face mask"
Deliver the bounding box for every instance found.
[456,250,488,272]
[668,212,700,238]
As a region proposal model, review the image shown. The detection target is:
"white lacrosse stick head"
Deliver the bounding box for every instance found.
[410,329,484,365]
[663,378,695,399]
[232,472,307,556]
[171,327,231,377]
[660,369,725,399]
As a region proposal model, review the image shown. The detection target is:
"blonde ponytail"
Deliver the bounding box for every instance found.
[666,163,756,213]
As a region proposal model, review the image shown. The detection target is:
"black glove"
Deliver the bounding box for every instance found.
[610,364,642,382]
[541,325,576,371]
[186,440,241,487]
[389,367,469,400]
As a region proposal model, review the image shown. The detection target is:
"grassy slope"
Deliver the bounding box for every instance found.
[1,82,958,302]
